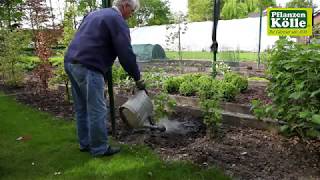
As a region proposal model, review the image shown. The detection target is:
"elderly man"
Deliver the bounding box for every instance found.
[64,0,145,157]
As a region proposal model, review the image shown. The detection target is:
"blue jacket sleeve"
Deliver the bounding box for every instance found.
[107,16,141,81]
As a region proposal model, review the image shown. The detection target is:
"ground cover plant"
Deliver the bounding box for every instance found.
[0,92,229,180]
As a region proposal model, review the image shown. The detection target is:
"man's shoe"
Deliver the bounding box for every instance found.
[102,146,120,156]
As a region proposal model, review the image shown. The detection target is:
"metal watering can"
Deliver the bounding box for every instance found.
[119,90,166,132]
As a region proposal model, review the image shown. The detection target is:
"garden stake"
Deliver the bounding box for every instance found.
[102,0,116,136]
[211,0,221,78]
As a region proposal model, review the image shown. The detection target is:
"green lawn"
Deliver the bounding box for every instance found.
[166,51,267,62]
[0,92,229,180]
[22,56,63,65]
[21,50,267,66]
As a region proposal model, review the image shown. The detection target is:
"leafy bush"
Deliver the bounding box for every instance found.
[0,30,29,86]
[196,74,213,85]
[177,73,205,96]
[163,76,183,93]
[179,81,197,96]
[252,38,320,139]
[197,78,221,100]
[197,78,223,137]
[180,73,202,82]
[200,98,222,137]
[153,92,176,120]
[50,62,70,102]
[112,65,129,85]
[143,70,168,89]
[220,82,239,101]
[224,72,248,92]
[19,56,40,71]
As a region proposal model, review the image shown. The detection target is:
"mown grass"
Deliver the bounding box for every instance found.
[21,56,63,65]
[0,92,230,180]
[166,51,267,62]
[21,50,267,67]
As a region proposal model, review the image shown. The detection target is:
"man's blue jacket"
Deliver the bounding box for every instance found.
[64,8,140,81]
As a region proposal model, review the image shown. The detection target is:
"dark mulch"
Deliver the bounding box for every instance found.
[0,82,74,120]
[0,82,319,180]
[233,85,272,105]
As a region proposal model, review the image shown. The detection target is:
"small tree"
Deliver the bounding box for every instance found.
[62,1,77,47]
[165,13,188,61]
[128,0,171,27]
[153,92,176,121]
[0,30,29,86]
[24,0,57,94]
[286,0,313,8]
[49,0,77,101]
[0,0,24,30]
[78,0,99,16]
[188,0,215,22]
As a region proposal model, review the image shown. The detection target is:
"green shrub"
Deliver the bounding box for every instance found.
[20,56,40,71]
[112,65,129,85]
[0,30,29,86]
[153,92,176,120]
[195,75,213,86]
[220,82,239,101]
[163,76,183,93]
[180,73,202,82]
[143,71,168,89]
[224,72,248,92]
[197,78,223,137]
[179,81,197,96]
[197,79,221,100]
[252,38,320,139]
[200,98,222,137]
[49,62,71,102]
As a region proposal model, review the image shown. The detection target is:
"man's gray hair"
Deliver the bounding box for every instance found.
[113,0,140,11]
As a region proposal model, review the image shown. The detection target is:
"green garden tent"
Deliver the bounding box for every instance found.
[132,44,167,62]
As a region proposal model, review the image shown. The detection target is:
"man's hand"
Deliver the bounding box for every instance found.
[135,79,146,91]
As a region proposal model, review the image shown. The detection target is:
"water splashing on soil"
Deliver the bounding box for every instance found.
[158,117,202,135]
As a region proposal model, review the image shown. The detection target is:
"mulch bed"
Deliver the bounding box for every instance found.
[233,85,272,105]
[0,82,319,180]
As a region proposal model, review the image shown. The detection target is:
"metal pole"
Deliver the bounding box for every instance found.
[211,0,220,78]
[258,5,263,69]
[311,0,314,41]
[102,0,116,136]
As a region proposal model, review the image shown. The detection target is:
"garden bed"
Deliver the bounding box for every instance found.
[0,82,319,180]
[127,60,266,77]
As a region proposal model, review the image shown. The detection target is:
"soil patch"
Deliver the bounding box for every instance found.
[233,85,271,105]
